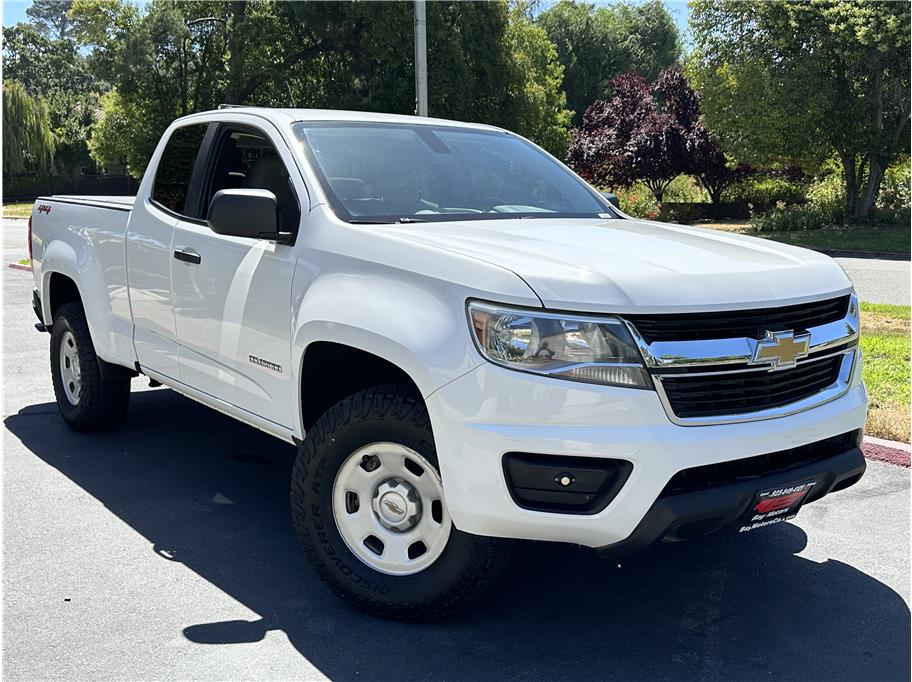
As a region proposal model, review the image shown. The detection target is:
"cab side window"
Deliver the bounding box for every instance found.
[151,124,208,216]
[205,127,301,234]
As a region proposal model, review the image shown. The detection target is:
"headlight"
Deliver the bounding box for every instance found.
[467,301,653,389]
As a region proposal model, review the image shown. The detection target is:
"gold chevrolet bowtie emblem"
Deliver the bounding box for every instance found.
[751,330,811,370]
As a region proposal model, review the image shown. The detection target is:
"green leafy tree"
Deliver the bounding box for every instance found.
[74,0,234,174]
[78,0,573,173]
[86,89,132,172]
[690,0,911,219]
[26,0,74,40]
[3,80,56,179]
[538,0,681,122]
[505,4,573,157]
[3,22,100,176]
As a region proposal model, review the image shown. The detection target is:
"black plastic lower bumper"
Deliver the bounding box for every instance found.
[597,446,866,557]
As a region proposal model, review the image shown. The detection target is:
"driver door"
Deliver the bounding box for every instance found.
[170,122,304,429]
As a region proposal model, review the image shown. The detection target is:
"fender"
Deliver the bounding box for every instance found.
[40,236,131,367]
[291,273,485,440]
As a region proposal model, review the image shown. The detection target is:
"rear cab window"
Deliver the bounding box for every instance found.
[151,124,209,217]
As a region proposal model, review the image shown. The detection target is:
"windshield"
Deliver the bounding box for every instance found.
[292,122,615,223]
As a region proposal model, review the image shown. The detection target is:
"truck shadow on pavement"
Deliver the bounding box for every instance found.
[6,388,910,681]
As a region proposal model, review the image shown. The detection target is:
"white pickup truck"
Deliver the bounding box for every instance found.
[29,107,867,618]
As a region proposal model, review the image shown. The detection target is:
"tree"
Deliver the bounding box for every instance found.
[3,22,100,176]
[26,0,73,40]
[567,68,696,202]
[3,80,56,179]
[614,1,682,82]
[293,0,572,154]
[76,0,573,174]
[504,4,573,157]
[688,125,753,211]
[690,0,911,220]
[538,0,680,122]
[86,89,131,172]
[655,67,754,209]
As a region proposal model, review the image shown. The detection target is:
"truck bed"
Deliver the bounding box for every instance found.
[38,195,136,211]
[31,194,137,368]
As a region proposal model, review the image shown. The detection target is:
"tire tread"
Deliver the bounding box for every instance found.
[51,302,130,432]
[290,383,511,620]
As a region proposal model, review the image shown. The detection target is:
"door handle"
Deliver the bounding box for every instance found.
[173,248,201,265]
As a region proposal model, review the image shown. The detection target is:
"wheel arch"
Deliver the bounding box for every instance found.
[298,341,425,433]
[40,237,119,365]
[291,274,482,439]
[46,271,83,320]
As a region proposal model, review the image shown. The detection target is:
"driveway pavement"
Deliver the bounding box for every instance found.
[2,217,910,680]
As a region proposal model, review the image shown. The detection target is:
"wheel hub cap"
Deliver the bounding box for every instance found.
[373,479,421,531]
[59,330,82,405]
[332,442,452,576]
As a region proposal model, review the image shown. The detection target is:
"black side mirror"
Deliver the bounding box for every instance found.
[600,192,620,209]
[207,189,285,240]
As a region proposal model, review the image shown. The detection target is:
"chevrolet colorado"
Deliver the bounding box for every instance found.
[29,108,867,619]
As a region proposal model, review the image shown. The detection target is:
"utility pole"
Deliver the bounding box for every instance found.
[414,0,428,117]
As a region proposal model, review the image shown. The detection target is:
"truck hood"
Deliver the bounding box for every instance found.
[384,217,853,313]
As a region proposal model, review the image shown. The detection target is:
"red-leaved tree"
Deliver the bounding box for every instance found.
[568,65,746,206]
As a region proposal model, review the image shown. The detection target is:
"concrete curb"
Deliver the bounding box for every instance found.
[7,262,31,272]
[864,435,911,453]
[862,435,911,468]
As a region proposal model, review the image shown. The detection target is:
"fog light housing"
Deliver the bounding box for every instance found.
[503,452,633,514]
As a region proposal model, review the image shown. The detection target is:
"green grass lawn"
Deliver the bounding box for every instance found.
[3,202,33,218]
[695,221,910,255]
[758,225,910,254]
[859,302,910,442]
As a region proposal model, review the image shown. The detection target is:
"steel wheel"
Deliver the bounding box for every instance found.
[59,330,82,405]
[332,442,452,576]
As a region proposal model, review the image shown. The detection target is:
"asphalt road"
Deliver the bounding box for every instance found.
[3,218,910,680]
[834,256,910,306]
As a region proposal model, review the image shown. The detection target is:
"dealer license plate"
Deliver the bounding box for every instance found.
[738,481,817,533]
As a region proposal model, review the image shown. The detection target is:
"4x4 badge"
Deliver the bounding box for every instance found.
[750,330,811,370]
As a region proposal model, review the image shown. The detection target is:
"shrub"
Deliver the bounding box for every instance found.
[613,184,662,219]
[750,205,834,232]
[662,175,709,203]
[877,158,911,220]
[723,176,807,212]
[806,171,845,216]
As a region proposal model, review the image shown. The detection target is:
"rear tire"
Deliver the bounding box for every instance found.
[290,384,512,620]
[50,302,130,432]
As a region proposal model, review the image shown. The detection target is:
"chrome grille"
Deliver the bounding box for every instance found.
[625,295,850,342]
[657,355,843,419]
[622,293,859,425]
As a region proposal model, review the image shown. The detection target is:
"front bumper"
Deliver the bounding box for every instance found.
[596,444,865,556]
[426,360,867,549]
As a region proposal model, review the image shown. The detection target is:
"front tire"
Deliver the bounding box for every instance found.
[290,384,511,619]
[50,302,130,432]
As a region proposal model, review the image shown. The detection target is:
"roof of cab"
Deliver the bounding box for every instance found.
[173,107,507,133]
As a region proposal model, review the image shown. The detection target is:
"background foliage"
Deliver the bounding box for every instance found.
[2,0,909,230]
[689,0,911,220]
[3,79,56,176]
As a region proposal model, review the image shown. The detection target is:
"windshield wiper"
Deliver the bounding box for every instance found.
[347,217,426,224]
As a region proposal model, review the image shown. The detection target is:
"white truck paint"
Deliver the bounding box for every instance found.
[29,108,867,618]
